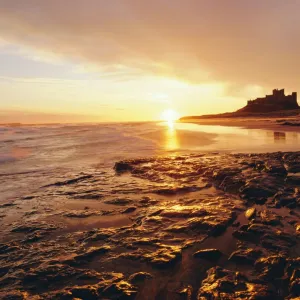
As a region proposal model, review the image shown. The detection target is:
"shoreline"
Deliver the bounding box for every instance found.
[179,116,300,133]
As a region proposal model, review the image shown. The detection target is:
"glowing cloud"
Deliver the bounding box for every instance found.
[0,0,300,88]
[0,1,300,122]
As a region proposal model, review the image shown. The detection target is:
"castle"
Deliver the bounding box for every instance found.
[238,89,299,113]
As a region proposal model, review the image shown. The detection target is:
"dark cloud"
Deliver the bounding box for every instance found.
[0,0,300,90]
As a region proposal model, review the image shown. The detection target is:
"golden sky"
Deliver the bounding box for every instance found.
[0,1,299,123]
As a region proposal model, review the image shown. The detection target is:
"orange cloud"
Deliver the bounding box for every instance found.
[0,0,300,90]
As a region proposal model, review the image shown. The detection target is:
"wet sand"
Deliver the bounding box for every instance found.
[180,116,300,133]
[0,152,299,299]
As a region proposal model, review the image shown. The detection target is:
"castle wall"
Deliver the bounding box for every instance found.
[241,89,298,113]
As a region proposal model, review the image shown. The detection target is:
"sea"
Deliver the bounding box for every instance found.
[1,121,300,203]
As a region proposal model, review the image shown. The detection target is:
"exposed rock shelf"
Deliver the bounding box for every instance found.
[0,152,299,299]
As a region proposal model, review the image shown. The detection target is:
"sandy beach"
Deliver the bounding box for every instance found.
[180,116,300,133]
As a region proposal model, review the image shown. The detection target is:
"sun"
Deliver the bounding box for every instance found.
[161,109,179,123]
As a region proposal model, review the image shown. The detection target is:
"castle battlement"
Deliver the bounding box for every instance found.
[240,89,298,113]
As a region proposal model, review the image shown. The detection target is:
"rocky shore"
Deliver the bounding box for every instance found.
[0,151,299,299]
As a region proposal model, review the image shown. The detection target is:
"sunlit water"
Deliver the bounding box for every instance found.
[162,122,300,153]
[1,121,300,202]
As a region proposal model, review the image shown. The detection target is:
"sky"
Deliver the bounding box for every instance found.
[0,0,300,123]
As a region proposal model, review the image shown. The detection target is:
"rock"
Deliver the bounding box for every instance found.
[287,164,300,173]
[114,161,133,173]
[22,231,47,243]
[75,192,103,200]
[166,213,233,237]
[0,242,20,254]
[22,264,81,286]
[100,280,137,299]
[229,248,262,264]
[143,245,182,268]
[213,168,240,182]
[160,205,207,218]
[285,258,300,280]
[83,228,117,241]
[240,175,283,202]
[219,175,245,193]
[232,230,257,243]
[255,255,287,279]
[240,184,273,198]
[122,207,137,214]
[133,237,160,246]
[284,154,300,173]
[63,210,101,218]
[139,196,158,207]
[296,224,300,235]
[128,272,153,283]
[44,273,132,300]
[290,278,300,297]
[247,223,268,235]
[69,285,99,299]
[0,202,16,208]
[265,160,287,175]
[104,198,132,205]
[0,291,33,300]
[197,266,275,299]
[273,191,297,208]
[193,248,222,261]
[177,285,193,300]
[43,174,93,187]
[11,221,58,233]
[260,209,281,225]
[22,195,35,200]
[73,246,110,262]
[245,207,256,219]
[286,175,300,185]
[260,230,296,252]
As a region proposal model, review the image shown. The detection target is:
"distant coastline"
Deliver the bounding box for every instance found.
[181,88,300,121]
[180,88,300,131]
[180,108,300,121]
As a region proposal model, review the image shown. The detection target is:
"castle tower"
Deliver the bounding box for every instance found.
[239,88,299,113]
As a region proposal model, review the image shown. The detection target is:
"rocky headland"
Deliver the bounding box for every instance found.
[0,151,299,299]
[181,89,300,121]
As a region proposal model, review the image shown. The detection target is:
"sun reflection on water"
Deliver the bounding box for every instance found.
[167,119,175,130]
[165,120,179,150]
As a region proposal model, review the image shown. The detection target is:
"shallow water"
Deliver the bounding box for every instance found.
[165,122,300,153]
[1,121,300,202]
